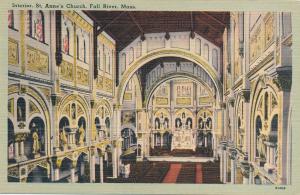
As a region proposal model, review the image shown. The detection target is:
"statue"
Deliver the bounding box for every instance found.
[257,133,266,159]
[164,118,169,129]
[71,103,76,119]
[32,127,40,155]
[60,128,67,149]
[175,118,181,129]
[187,119,192,129]
[78,124,85,146]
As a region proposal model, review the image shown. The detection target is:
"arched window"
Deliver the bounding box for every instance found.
[83,40,86,63]
[121,53,126,74]
[271,114,278,132]
[97,49,101,70]
[106,53,110,73]
[8,119,14,161]
[17,97,26,122]
[204,44,209,61]
[264,92,269,120]
[95,117,101,129]
[212,49,218,70]
[195,38,201,55]
[129,47,134,64]
[26,11,32,35]
[35,11,45,42]
[105,117,110,129]
[59,117,70,130]
[206,117,212,129]
[255,116,262,158]
[103,51,106,72]
[8,10,14,29]
[76,36,80,60]
[136,41,142,57]
[63,28,70,54]
[121,128,136,150]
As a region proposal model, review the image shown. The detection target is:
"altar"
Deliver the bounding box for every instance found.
[171,128,197,151]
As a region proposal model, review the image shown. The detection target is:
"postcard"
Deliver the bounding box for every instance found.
[0,0,299,194]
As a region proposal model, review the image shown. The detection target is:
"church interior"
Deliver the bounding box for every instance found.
[7,10,292,184]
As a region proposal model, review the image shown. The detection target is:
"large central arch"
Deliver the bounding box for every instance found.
[145,72,215,109]
[116,48,223,106]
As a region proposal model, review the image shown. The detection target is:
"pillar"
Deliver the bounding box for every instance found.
[223,150,228,183]
[14,142,19,158]
[230,150,237,184]
[54,168,60,181]
[99,155,104,183]
[20,141,24,157]
[70,168,76,183]
[90,148,96,183]
[112,146,118,178]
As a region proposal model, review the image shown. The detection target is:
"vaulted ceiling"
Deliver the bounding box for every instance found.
[84,11,230,51]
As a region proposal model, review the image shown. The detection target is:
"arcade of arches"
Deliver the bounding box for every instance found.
[7,10,292,184]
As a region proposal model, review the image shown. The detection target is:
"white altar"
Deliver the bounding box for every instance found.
[171,127,197,151]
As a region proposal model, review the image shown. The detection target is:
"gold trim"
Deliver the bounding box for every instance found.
[62,11,93,32]
[8,38,19,66]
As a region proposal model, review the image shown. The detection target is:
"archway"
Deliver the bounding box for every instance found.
[117,49,223,107]
[27,166,49,183]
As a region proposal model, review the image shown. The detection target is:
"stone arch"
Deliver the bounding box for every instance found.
[117,48,223,107]
[234,94,245,150]
[8,84,51,155]
[145,72,215,108]
[250,75,280,161]
[58,94,90,124]
[57,94,90,146]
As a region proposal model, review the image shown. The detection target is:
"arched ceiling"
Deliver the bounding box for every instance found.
[84,11,230,51]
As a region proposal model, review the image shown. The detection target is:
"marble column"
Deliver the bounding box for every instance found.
[14,142,19,158]
[54,168,60,181]
[70,168,76,183]
[223,150,228,183]
[20,141,25,157]
[112,147,118,178]
[230,158,236,184]
[99,155,104,183]
[90,150,95,183]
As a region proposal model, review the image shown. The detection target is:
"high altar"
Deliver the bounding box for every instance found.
[171,121,197,151]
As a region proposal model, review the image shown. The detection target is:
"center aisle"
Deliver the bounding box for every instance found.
[162,163,182,183]
[195,164,203,183]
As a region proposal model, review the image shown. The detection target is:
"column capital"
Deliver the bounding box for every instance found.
[272,66,292,92]
[51,93,61,106]
[15,132,28,142]
[239,89,250,103]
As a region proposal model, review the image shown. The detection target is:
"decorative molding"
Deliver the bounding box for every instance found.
[176,97,191,105]
[155,97,168,105]
[62,11,93,32]
[76,66,89,86]
[60,60,74,81]
[26,45,49,74]
[8,38,19,66]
